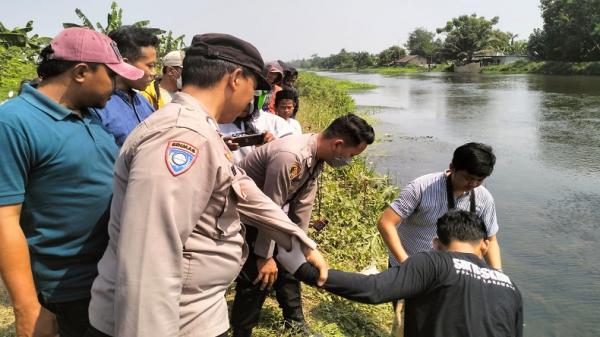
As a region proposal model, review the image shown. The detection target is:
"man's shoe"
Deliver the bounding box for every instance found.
[283,320,323,337]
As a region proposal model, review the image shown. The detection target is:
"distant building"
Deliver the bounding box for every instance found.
[394,55,429,67]
[488,55,528,65]
[474,51,528,66]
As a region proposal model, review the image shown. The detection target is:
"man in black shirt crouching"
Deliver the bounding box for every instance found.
[278,209,523,337]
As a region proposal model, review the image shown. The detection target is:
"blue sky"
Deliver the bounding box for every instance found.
[3,0,544,61]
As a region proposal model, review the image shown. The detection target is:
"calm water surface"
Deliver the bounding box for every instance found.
[318,71,600,337]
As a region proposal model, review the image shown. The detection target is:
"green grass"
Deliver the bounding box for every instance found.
[0,282,15,337]
[481,60,600,75]
[334,79,377,90]
[0,47,37,101]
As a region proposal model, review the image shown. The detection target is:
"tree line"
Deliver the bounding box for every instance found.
[292,0,600,70]
[0,1,187,99]
[0,1,185,64]
[291,15,528,70]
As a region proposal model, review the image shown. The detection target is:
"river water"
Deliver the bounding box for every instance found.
[317,71,600,337]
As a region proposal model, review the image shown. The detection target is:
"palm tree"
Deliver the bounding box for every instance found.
[62,1,183,60]
[0,21,51,59]
[63,1,153,34]
[157,31,186,59]
[0,21,50,49]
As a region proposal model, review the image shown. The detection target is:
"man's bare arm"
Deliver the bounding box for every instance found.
[485,235,502,270]
[0,204,56,337]
[377,207,409,263]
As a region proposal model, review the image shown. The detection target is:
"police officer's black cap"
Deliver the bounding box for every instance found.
[188,33,271,90]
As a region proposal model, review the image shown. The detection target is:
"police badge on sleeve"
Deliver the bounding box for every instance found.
[165,141,198,176]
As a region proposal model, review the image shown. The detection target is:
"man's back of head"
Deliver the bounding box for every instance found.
[436,209,488,247]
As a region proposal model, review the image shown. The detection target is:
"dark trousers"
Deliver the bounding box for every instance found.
[40,296,90,337]
[230,251,304,335]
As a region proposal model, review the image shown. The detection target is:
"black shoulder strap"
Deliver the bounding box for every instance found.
[446,174,476,213]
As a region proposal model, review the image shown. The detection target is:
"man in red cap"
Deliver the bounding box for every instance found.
[0,27,143,337]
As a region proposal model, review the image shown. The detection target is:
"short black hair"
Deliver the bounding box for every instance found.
[275,89,297,106]
[436,209,488,246]
[451,142,496,177]
[108,26,159,61]
[37,45,98,79]
[181,53,253,88]
[323,113,375,146]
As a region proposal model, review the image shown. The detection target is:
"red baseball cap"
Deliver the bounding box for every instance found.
[49,27,144,81]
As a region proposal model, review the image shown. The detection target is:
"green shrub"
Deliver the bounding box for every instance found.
[481,60,600,75]
[0,46,37,101]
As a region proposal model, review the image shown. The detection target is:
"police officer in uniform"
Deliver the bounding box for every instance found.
[86,33,329,337]
[230,114,375,337]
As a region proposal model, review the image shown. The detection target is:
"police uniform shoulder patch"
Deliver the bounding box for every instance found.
[165,140,198,176]
[289,162,302,181]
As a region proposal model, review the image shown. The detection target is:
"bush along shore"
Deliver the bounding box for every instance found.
[237,73,399,337]
[305,64,452,75]
[480,60,600,75]
[307,61,600,76]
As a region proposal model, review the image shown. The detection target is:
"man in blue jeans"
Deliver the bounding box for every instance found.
[0,27,143,337]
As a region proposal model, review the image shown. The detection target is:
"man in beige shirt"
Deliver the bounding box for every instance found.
[86,33,328,337]
[230,114,375,337]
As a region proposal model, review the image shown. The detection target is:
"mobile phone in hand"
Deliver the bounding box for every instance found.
[231,133,265,147]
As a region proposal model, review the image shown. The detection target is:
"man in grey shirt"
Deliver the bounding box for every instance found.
[377,142,502,270]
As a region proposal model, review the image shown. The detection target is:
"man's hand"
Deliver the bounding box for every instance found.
[262,132,275,144]
[254,257,278,291]
[222,136,240,151]
[14,303,57,337]
[304,248,329,286]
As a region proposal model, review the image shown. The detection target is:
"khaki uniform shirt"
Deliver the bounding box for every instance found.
[239,133,324,258]
[88,93,317,337]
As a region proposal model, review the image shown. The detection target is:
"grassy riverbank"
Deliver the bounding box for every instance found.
[309,61,600,76]
[0,72,397,337]
[481,60,600,75]
[306,64,452,76]
[248,72,398,336]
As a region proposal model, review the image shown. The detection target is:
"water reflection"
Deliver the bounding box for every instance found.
[317,71,600,337]
[530,76,600,175]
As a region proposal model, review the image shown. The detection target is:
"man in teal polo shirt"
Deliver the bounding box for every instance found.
[0,28,143,337]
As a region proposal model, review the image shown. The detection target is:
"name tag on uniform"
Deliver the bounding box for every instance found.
[166,140,198,176]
